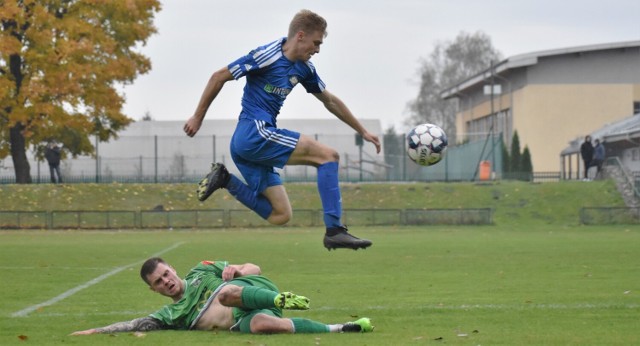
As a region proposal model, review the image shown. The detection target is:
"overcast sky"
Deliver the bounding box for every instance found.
[121,0,640,132]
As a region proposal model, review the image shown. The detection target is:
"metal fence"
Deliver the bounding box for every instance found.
[0,133,568,184]
[605,156,640,199]
[0,133,554,184]
[580,207,640,225]
[0,208,493,230]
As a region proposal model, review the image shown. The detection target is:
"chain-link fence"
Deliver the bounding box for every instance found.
[0,208,493,229]
[580,207,640,225]
[1,133,517,184]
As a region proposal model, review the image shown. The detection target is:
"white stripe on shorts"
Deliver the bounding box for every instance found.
[255,120,298,148]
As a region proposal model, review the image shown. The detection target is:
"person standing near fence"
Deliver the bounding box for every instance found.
[44,142,63,184]
[183,9,380,250]
[580,135,594,181]
[592,139,605,179]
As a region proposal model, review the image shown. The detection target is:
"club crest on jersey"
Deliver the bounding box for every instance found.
[289,76,299,86]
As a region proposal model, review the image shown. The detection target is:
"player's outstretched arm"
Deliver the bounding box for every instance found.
[313,90,381,153]
[70,316,167,335]
[184,67,235,137]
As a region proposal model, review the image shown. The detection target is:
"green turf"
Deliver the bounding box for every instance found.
[1,226,639,345]
[0,180,635,344]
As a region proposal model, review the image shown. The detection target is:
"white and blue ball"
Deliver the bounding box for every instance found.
[406,123,448,166]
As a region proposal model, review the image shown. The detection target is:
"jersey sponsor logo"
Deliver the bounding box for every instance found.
[244,64,253,72]
[263,83,291,98]
[191,278,202,287]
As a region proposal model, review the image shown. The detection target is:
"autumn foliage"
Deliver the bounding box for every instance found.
[0,0,161,183]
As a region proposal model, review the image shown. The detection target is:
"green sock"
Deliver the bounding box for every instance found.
[240,286,278,309]
[291,318,330,333]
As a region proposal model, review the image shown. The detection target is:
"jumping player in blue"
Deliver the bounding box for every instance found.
[183,10,381,250]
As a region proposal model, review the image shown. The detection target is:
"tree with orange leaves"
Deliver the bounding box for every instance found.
[0,0,161,183]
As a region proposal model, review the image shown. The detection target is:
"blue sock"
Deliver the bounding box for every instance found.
[317,162,342,228]
[226,175,272,220]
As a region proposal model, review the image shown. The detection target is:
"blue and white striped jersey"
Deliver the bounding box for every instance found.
[228,38,326,126]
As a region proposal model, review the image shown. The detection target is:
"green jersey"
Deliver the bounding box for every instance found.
[150,260,228,330]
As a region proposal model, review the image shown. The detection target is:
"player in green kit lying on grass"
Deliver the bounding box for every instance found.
[71,257,373,335]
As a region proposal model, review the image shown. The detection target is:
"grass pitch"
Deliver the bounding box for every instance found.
[1,225,639,345]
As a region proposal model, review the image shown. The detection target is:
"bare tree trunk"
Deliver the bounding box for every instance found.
[10,123,32,184]
[7,42,31,183]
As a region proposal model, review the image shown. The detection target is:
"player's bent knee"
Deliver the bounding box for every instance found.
[217,285,242,306]
[319,148,339,163]
[267,203,292,225]
[267,210,291,225]
[330,150,339,162]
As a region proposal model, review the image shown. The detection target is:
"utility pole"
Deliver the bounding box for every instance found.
[490,61,495,177]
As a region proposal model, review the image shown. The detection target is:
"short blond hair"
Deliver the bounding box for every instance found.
[288,9,327,39]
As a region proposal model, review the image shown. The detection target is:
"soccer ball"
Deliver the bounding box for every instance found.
[406,123,448,166]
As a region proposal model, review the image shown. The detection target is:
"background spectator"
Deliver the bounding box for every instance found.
[44,142,63,184]
[580,135,594,180]
[592,139,605,179]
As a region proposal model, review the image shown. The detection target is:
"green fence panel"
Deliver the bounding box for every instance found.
[2,208,495,229]
[404,208,493,225]
[0,211,48,229]
[195,210,227,228]
[228,210,268,228]
[343,209,402,226]
[580,207,640,225]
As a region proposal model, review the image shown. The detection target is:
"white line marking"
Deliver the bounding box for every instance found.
[0,266,116,270]
[10,242,185,318]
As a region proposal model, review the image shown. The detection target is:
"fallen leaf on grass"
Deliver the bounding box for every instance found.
[18,335,28,341]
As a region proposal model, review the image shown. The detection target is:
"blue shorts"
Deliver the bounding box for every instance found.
[230,119,300,193]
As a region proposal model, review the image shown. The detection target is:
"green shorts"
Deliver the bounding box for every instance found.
[228,275,282,333]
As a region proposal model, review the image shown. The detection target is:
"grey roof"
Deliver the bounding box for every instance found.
[441,40,640,99]
[560,113,640,155]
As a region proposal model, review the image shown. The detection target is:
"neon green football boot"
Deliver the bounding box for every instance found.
[342,317,374,333]
[274,292,310,310]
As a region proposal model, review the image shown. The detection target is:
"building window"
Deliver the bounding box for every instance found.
[465,109,512,145]
[634,101,640,115]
